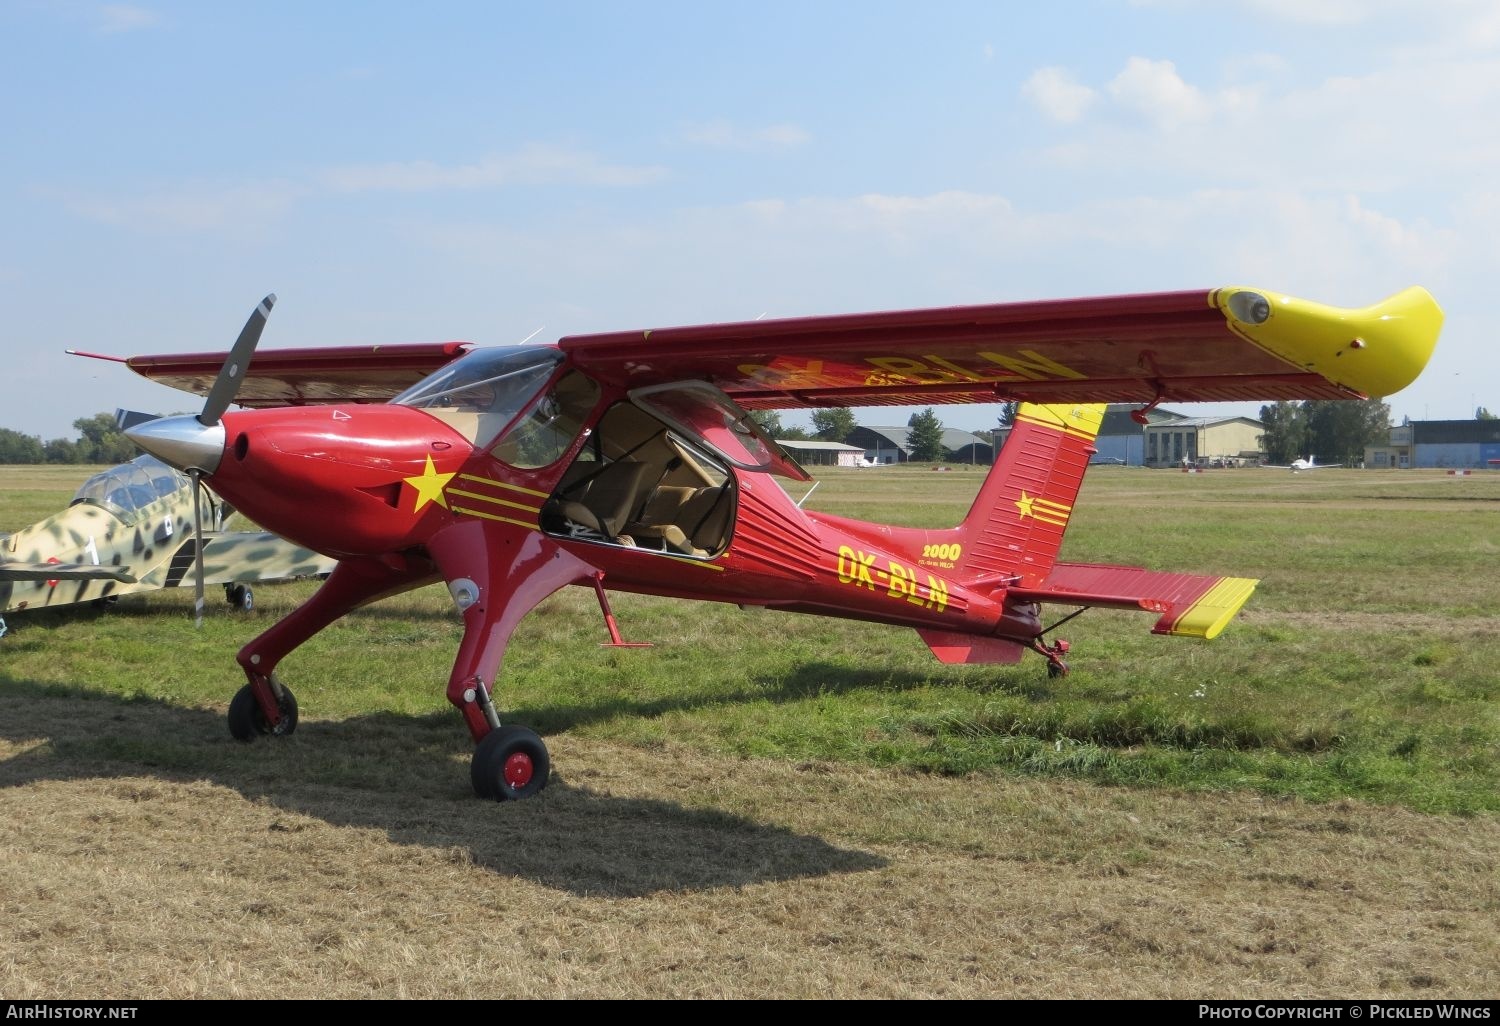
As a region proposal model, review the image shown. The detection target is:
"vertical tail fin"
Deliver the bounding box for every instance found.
[956,403,1104,588]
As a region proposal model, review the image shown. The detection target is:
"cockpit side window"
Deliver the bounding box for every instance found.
[492,370,602,469]
[392,346,564,448]
[628,380,810,481]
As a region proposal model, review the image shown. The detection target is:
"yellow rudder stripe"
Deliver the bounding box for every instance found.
[1014,403,1106,442]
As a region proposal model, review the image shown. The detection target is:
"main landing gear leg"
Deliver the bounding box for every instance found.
[227,556,437,740]
[425,520,597,801]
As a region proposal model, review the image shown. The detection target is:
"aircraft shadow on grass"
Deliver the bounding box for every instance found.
[0,678,886,898]
[510,658,1041,738]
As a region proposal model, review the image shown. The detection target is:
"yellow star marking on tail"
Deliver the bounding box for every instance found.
[405,455,455,513]
[1015,490,1071,527]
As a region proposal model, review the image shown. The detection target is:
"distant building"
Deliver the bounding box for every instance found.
[1143,415,1263,467]
[1094,404,1189,466]
[776,440,868,468]
[845,425,994,465]
[1368,419,1500,469]
[992,404,1261,468]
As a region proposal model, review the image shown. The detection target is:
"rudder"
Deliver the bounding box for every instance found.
[956,403,1104,588]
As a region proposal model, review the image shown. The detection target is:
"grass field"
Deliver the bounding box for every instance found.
[2,463,1497,998]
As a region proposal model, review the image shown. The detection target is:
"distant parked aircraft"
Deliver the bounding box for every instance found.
[1261,455,1334,473]
[1,453,334,638]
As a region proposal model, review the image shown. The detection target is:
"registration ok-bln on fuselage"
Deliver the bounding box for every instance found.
[115,285,1443,800]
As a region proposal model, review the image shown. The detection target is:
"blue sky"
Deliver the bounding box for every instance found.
[4,0,1497,440]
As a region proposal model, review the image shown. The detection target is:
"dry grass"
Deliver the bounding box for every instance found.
[2,689,1497,999]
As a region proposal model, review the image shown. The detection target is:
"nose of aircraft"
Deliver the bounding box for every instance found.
[126,415,227,475]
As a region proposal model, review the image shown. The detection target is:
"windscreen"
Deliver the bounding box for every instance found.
[392,346,564,447]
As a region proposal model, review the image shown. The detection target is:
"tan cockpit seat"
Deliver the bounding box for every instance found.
[554,460,650,539]
[626,484,730,557]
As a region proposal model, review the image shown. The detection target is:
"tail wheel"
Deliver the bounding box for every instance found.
[471,725,550,801]
[228,682,298,740]
[1030,637,1071,679]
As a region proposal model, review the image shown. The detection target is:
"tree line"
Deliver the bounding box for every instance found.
[0,413,139,465]
[1257,399,1391,466]
[750,406,962,462]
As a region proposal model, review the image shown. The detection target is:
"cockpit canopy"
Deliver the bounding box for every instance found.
[391,346,565,448]
[71,454,189,518]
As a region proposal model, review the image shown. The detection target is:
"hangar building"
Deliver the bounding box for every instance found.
[845,426,994,465]
[1367,420,1500,469]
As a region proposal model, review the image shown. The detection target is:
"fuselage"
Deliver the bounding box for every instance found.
[131,347,1030,646]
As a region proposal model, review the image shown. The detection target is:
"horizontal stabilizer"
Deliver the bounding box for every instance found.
[1010,563,1258,639]
[0,562,138,584]
[917,630,1025,665]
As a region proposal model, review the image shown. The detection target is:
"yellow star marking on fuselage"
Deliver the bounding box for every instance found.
[1016,491,1036,519]
[405,455,456,513]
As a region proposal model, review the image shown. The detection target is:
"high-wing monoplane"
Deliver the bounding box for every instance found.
[100,285,1442,800]
[1,452,335,638]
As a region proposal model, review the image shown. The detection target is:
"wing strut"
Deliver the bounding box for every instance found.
[592,573,651,648]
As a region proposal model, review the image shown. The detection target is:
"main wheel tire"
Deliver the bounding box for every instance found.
[470,725,550,801]
[227,584,254,611]
[227,682,298,740]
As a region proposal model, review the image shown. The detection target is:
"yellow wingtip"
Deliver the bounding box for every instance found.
[1212,286,1443,399]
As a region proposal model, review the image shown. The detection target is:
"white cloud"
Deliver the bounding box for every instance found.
[320,144,668,192]
[1022,67,1097,124]
[96,5,158,33]
[51,179,306,233]
[45,145,667,236]
[682,120,812,150]
[1131,0,1436,26]
[1107,57,1211,127]
[1237,0,1377,25]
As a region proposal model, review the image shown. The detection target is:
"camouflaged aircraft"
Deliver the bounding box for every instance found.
[0,453,335,637]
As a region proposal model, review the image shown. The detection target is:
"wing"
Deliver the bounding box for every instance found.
[0,562,138,584]
[559,286,1442,409]
[1010,563,1258,640]
[147,531,336,588]
[74,342,473,408]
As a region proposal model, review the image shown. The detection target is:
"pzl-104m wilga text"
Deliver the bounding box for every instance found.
[101,286,1442,799]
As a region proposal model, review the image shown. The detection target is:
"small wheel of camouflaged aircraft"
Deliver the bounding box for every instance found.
[0,452,335,638]
[88,286,1442,800]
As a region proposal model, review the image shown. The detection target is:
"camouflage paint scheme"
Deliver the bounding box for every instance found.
[1,455,334,623]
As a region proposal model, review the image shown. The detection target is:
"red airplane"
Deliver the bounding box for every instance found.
[107,285,1442,800]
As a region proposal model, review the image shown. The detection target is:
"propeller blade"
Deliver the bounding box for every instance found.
[199,293,276,427]
[191,470,206,628]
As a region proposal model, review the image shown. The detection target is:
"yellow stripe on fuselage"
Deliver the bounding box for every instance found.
[457,473,550,499]
[1167,576,1258,639]
[446,487,543,515]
